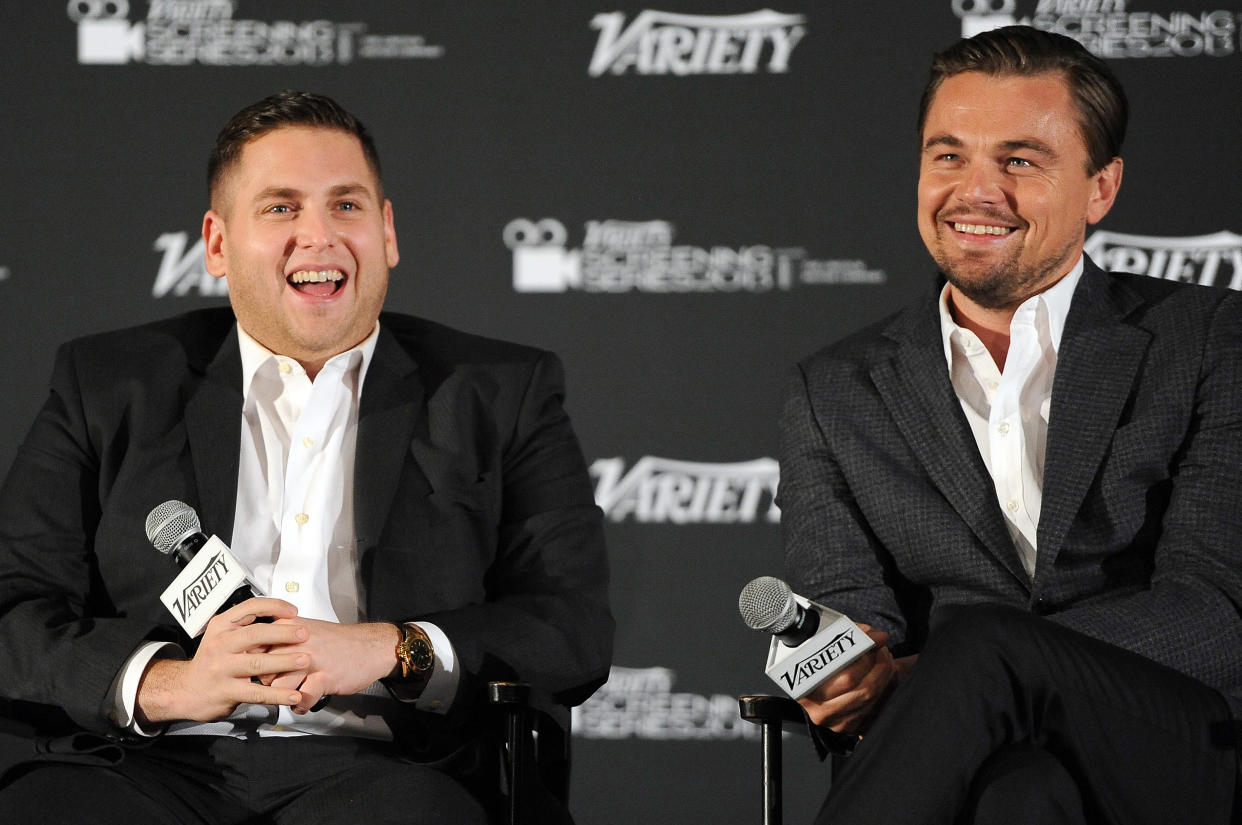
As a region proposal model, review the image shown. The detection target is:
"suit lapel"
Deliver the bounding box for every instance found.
[354,326,425,550]
[1036,262,1150,575]
[184,326,244,543]
[872,295,1030,586]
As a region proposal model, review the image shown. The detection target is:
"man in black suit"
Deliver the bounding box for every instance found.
[0,91,612,824]
[779,26,1242,824]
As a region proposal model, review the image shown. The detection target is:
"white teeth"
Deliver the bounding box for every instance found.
[288,269,344,283]
[953,222,1012,236]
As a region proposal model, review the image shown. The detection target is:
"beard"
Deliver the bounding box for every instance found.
[931,224,1082,311]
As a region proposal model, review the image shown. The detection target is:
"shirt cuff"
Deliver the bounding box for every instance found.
[407,621,458,714]
[107,641,184,737]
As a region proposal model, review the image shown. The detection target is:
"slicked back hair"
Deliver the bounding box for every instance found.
[918,26,1127,175]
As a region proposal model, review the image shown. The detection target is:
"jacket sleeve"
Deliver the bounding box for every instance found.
[0,341,172,736]
[421,352,614,708]
[777,360,915,651]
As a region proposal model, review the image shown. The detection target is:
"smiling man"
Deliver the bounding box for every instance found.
[778,27,1242,824]
[0,92,612,824]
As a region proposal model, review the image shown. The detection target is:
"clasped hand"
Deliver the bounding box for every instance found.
[796,624,916,735]
[135,598,399,724]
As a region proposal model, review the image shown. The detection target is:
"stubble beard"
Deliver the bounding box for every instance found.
[933,230,1080,312]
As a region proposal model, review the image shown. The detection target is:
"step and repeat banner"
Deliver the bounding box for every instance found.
[2,2,1240,822]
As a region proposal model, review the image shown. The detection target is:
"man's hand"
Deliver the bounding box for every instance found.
[262,619,402,714]
[135,597,307,726]
[796,624,916,735]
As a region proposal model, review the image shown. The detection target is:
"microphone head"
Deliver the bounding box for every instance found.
[738,576,799,635]
[145,500,201,556]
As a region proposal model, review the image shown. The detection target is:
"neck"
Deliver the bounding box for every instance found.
[947,288,1016,371]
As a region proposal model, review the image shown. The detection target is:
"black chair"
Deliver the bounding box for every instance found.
[487,681,572,825]
[738,694,856,825]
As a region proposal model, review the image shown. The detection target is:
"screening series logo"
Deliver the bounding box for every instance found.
[504,218,886,294]
[951,0,1240,57]
[572,666,760,740]
[68,0,444,66]
[588,9,807,76]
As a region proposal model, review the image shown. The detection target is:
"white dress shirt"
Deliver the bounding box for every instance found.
[110,323,458,738]
[938,257,1084,579]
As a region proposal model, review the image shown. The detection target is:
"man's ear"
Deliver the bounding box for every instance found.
[1086,156,1123,225]
[202,210,227,279]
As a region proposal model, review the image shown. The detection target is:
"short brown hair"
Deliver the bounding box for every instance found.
[918,26,1127,175]
[208,90,383,205]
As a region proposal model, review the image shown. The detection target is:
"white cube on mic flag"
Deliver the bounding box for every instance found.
[763,594,875,699]
[159,535,254,637]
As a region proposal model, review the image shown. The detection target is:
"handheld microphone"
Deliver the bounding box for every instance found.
[738,576,821,646]
[738,576,875,699]
[146,500,263,637]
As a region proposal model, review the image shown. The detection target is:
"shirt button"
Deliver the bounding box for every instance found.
[986,380,999,391]
[295,512,309,526]
[301,436,314,449]
[1006,499,1019,513]
[285,581,300,593]
[997,421,1011,435]
[278,361,292,374]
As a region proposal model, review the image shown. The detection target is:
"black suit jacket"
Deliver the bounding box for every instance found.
[779,258,1242,711]
[0,308,613,772]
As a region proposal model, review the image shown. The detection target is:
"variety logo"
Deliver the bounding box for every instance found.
[1085,230,1242,290]
[588,9,807,76]
[590,456,780,524]
[153,232,227,297]
[572,666,760,740]
[68,0,444,66]
[504,218,885,294]
[951,1,1240,57]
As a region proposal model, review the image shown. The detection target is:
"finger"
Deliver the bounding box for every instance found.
[267,670,308,691]
[290,677,327,715]
[238,682,303,708]
[222,597,300,626]
[229,622,309,653]
[234,652,309,681]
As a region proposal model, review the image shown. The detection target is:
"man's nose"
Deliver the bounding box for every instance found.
[296,208,335,247]
[955,161,1009,206]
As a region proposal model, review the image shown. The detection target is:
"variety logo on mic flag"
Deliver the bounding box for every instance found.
[159,535,252,636]
[763,595,875,699]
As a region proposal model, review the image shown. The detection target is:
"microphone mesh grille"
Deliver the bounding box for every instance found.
[145,499,200,555]
[738,576,798,634]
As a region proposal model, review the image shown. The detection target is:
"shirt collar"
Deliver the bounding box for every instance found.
[236,322,381,398]
[939,254,1084,370]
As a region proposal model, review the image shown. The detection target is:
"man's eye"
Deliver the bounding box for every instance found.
[337,201,358,211]
[1007,158,1032,167]
[267,204,292,214]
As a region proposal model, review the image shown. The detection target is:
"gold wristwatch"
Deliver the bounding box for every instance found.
[393,622,435,681]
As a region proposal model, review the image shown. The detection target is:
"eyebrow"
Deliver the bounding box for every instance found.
[922,134,1059,159]
[251,182,376,204]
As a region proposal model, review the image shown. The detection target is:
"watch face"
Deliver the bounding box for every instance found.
[410,638,434,671]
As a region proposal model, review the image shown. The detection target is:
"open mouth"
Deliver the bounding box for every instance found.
[288,269,346,297]
[951,221,1014,237]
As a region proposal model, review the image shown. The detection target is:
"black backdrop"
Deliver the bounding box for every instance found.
[2,2,1240,821]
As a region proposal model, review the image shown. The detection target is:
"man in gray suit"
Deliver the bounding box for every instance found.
[779,26,1242,824]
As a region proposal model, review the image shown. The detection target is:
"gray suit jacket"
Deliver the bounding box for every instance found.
[779,258,1242,711]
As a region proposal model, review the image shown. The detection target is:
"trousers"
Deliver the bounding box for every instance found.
[815,605,1239,825]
